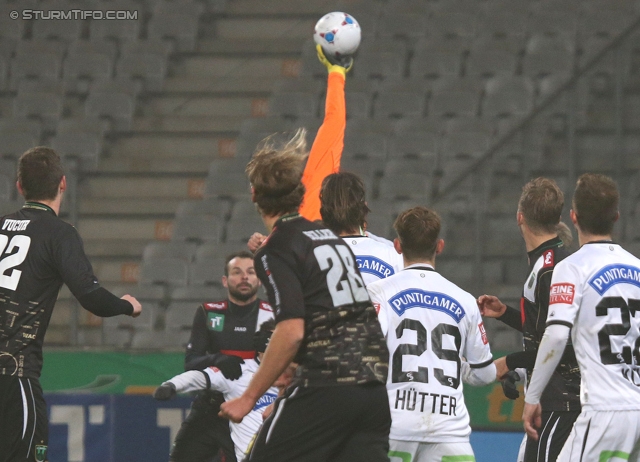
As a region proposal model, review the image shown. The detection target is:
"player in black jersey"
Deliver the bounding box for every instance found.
[219,130,391,462]
[0,147,142,462]
[478,178,581,462]
[170,250,273,462]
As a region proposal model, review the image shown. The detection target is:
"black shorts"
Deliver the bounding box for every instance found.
[0,376,48,462]
[524,410,580,462]
[247,382,391,462]
[170,391,236,462]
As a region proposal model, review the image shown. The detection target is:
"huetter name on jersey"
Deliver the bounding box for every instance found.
[388,289,466,323]
[589,264,640,295]
[356,256,394,279]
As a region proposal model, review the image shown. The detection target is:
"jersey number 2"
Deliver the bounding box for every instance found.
[314,244,369,307]
[596,296,640,365]
[0,235,31,291]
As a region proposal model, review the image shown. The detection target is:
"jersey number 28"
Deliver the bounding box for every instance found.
[314,244,369,307]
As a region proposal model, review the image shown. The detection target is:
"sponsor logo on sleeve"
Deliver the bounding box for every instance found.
[478,322,488,345]
[373,303,381,315]
[588,264,640,295]
[549,283,575,305]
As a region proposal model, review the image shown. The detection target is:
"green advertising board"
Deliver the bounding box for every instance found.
[41,350,524,430]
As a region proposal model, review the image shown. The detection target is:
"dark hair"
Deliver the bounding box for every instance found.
[17,147,64,201]
[224,250,255,276]
[320,172,370,234]
[393,206,441,261]
[246,129,307,217]
[518,177,564,234]
[573,173,619,235]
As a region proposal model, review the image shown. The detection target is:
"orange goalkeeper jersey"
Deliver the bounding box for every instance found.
[299,71,346,221]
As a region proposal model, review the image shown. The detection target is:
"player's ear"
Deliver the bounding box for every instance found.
[614,210,620,222]
[570,209,578,226]
[393,238,402,255]
[436,239,445,255]
[251,186,256,203]
[59,176,67,194]
[16,181,24,196]
[516,210,524,227]
[222,275,228,288]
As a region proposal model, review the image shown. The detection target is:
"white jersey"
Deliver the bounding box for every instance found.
[343,234,404,285]
[167,360,278,460]
[546,242,640,410]
[367,264,493,443]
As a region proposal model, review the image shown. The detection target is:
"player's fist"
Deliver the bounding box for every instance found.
[122,294,142,318]
[248,232,267,253]
[219,395,255,423]
[476,295,506,318]
[494,356,510,380]
[501,371,521,400]
[153,382,176,400]
[523,402,542,441]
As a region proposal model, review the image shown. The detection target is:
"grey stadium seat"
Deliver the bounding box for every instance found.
[85,90,135,131]
[387,133,439,161]
[170,284,227,303]
[466,48,518,80]
[268,91,319,119]
[142,241,199,262]
[139,258,189,286]
[90,18,140,42]
[354,40,407,81]
[379,171,433,201]
[63,54,113,93]
[172,215,225,243]
[482,76,535,119]
[376,12,428,39]
[189,258,226,286]
[166,302,199,331]
[10,54,61,90]
[175,197,231,219]
[32,16,82,41]
[374,82,427,120]
[225,202,266,244]
[427,12,478,39]
[410,39,465,80]
[116,52,167,92]
[13,93,63,131]
[204,171,251,198]
[0,133,38,157]
[0,118,42,141]
[429,80,482,118]
[343,131,387,160]
[147,13,199,52]
[50,132,102,171]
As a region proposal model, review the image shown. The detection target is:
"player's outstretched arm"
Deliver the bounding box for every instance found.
[219,318,304,423]
[153,370,212,400]
[477,295,522,331]
[77,288,140,318]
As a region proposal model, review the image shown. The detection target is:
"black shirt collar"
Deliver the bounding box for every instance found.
[275,212,302,226]
[527,236,563,264]
[403,263,436,272]
[22,201,56,215]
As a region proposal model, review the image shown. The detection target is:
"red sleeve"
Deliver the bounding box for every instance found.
[299,71,346,221]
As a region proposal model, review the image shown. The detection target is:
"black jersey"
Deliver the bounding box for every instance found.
[499,237,581,411]
[0,203,101,378]
[185,298,273,370]
[254,213,389,387]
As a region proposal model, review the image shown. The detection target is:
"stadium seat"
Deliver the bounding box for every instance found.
[0,14,24,41]
[387,133,439,161]
[204,171,251,198]
[170,284,227,303]
[90,18,140,42]
[103,302,156,330]
[429,79,482,118]
[13,92,63,131]
[526,12,578,39]
[0,117,42,141]
[56,117,110,137]
[68,40,118,61]
[339,156,380,180]
[10,54,62,90]
[239,116,291,136]
[466,46,519,80]
[110,283,166,303]
[0,173,11,201]
[379,171,433,201]
[477,11,527,43]
[139,258,189,286]
[225,202,266,244]
[130,331,172,349]
[152,0,205,17]
[522,43,575,78]
[85,90,135,131]
[410,38,466,81]
[343,130,387,160]
[63,54,113,93]
[427,12,478,40]
[50,132,102,171]
[376,12,428,39]
[355,40,407,80]
[117,52,167,92]
[268,91,319,119]
[189,258,226,286]
[165,302,199,331]
[579,10,634,40]
[195,242,248,261]
[374,81,428,120]
[175,197,231,219]
[143,241,199,262]
[0,57,7,91]
[15,39,66,60]
[482,76,535,119]
[485,216,523,256]
[147,13,199,52]
[32,17,82,41]
[0,132,39,158]
[445,116,497,137]
[393,117,444,135]
[172,215,225,243]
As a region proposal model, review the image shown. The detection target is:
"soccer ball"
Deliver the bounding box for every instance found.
[313,12,361,59]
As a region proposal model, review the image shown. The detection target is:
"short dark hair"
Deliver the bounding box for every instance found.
[573,173,619,235]
[224,250,255,276]
[246,129,307,217]
[518,177,564,234]
[393,206,441,261]
[320,172,370,234]
[17,147,64,201]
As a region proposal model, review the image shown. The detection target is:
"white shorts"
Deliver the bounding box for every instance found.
[558,410,640,462]
[389,439,475,462]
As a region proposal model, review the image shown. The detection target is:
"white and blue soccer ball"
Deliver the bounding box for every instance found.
[313,12,361,59]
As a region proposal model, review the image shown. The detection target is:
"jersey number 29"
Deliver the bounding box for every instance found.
[0,235,31,291]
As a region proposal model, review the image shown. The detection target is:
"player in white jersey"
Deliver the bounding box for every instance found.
[319,172,403,284]
[524,174,640,462]
[367,206,495,462]
[154,320,296,461]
